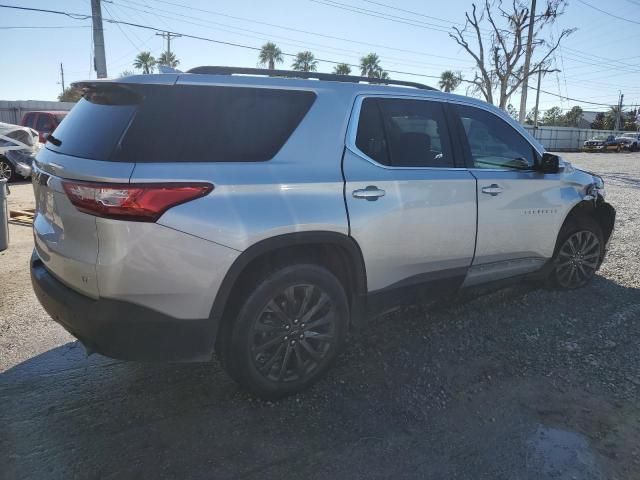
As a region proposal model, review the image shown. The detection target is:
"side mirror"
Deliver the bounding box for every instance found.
[537,152,560,174]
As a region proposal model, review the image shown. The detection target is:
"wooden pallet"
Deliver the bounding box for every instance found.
[9,208,35,225]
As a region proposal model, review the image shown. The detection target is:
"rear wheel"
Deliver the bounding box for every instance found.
[0,158,14,182]
[220,264,349,398]
[547,217,603,289]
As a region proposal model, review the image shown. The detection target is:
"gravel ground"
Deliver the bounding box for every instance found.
[1,152,639,479]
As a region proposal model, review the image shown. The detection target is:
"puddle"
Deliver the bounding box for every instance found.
[527,425,604,479]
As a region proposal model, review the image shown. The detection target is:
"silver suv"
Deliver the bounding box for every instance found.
[31,67,615,397]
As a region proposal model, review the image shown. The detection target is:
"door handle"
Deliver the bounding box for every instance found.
[352,185,386,201]
[481,184,503,196]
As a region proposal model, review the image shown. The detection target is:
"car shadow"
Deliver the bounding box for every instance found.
[2,276,639,479]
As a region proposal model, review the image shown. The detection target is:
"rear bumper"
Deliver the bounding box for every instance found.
[30,251,216,362]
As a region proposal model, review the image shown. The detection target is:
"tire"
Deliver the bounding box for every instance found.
[0,157,15,182]
[219,264,349,398]
[547,216,604,290]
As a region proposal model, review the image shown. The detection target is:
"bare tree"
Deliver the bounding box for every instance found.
[450,0,574,109]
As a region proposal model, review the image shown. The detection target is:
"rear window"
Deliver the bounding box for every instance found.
[47,84,316,162]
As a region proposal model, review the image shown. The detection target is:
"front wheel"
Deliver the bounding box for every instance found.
[0,157,15,182]
[219,264,349,398]
[547,218,603,289]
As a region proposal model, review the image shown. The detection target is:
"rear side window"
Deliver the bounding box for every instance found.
[117,85,316,162]
[47,84,316,162]
[355,98,389,165]
[355,97,454,168]
[455,104,536,170]
[46,87,140,160]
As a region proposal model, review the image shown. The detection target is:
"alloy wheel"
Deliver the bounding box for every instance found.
[0,160,12,181]
[555,230,601,288]
[250,284,336,383]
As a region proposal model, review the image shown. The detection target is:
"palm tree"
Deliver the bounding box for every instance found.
[133,51,156,74]
[258,42,283,70]
[333,63,351,75]
[158,51,180,68]
[359,53,387,79]
[292,51,318,72]
[439,70,462,93]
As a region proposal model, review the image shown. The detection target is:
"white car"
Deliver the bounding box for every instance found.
[0,122,41,181]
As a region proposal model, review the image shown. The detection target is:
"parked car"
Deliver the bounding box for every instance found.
[583,134,621,152]
[30,68,616,398]
[615,132,640,151]
[0,122,41,181]
[20,111,67,143]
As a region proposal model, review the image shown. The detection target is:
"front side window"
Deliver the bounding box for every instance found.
[456,104,536,170]
[355,97,454,168]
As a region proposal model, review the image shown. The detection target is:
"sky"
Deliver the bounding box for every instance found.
[2,0,640,115]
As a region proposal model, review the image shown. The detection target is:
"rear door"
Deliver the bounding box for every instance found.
[343,95,477,303]
[32,85,141,297]
[450,103,565,284]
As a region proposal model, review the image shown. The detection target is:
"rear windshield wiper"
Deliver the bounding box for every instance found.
[46,134,62,147]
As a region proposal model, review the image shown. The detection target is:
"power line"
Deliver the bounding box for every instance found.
[359,0,468,27]
[0,4,90,19]
[136,0,475,62]
[103,3,143,51]
[113,0,471,71]
[575,0,640,25]
[0,3,634,108]
[308,0,456,33]
[0,25,91,29]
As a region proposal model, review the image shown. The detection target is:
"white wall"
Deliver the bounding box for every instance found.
[523,125,628,151]
[0,100,75,125]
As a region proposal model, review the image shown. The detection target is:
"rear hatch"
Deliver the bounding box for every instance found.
[32,83,144,297]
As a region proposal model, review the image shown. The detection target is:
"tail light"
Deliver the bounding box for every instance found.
[62,181,213,222]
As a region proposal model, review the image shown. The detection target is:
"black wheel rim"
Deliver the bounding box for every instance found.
[0,161,11,181]
[555,230,600,288]
[250,284,336,383]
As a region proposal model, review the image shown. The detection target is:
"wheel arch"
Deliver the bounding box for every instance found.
[210,231,368,346]
[558,199,616,247]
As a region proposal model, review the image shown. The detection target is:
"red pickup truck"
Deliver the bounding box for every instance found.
[20,111,67,143]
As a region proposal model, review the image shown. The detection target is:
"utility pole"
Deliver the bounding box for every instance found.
[518,0,537,123]
[614,92,624,131]
[59,63,65,96]
[90,0,108,78]
[156,31,182,55]
[533,69,543,129]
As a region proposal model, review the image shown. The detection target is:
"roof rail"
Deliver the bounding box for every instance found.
[185,66,436,90]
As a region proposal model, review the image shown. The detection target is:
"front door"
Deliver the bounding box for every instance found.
[343,95,477,306]
[451,103,566,284]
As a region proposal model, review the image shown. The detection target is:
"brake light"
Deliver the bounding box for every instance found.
[62,181,213,222]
